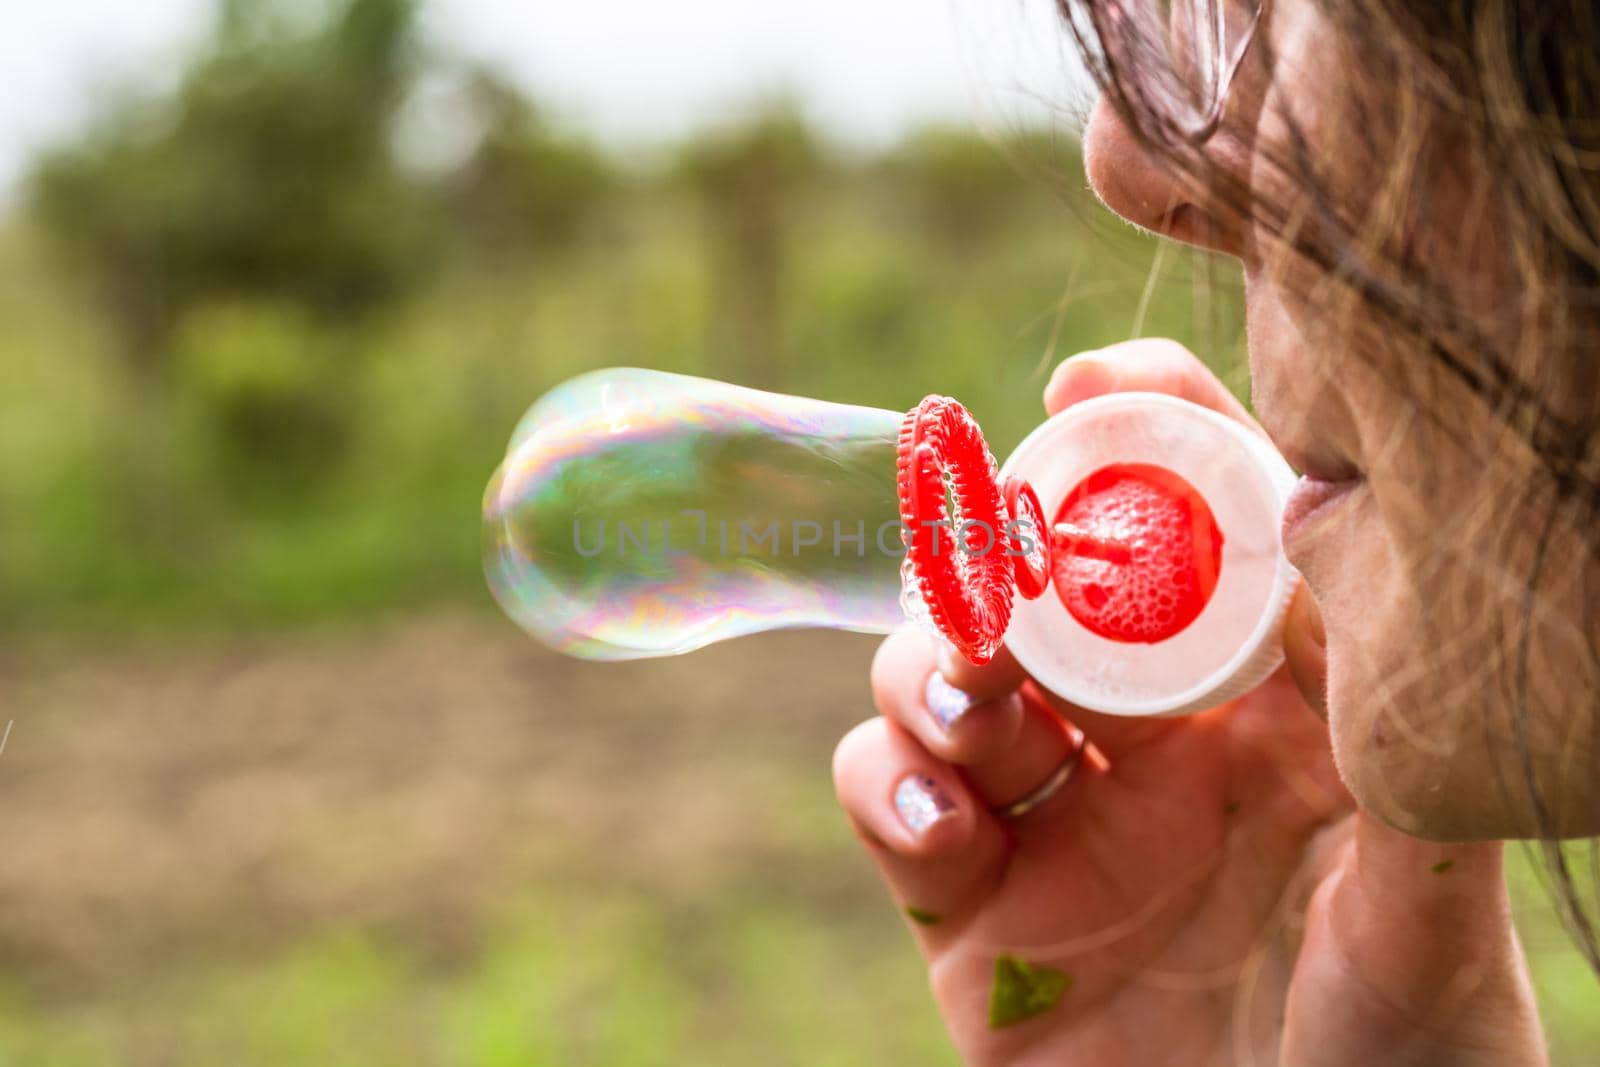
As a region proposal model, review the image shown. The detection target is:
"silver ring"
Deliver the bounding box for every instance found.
[992,730,1086,820]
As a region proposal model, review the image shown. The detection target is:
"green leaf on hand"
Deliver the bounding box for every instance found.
[1431,859,1455,875]
[988,955,1072,1029]
[905,906,941,926]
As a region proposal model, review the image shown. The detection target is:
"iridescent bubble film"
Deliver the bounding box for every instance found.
[483,368,913,659]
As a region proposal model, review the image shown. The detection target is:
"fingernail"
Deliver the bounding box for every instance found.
[1052,350,1104,382]
[895,775,956,836]
[925,672,977,731]
[1058,350,1111,380]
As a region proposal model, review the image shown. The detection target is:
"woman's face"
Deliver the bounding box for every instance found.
[1082,0,1599,841]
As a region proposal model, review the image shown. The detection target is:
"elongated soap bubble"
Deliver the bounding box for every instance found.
[484,369,936,659]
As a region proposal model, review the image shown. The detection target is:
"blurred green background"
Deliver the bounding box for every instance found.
[1,0,1594,1063]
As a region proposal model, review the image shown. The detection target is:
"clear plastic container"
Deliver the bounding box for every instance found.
[999,392,1300,717]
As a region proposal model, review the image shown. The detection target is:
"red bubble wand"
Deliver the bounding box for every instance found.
[896,395,1128,665]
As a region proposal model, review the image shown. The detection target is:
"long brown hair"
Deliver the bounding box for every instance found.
[1057,0,1600,969]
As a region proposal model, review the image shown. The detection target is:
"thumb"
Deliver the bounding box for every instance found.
[1284,583,1329,720]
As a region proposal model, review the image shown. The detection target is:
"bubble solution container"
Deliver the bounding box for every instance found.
[482,368,1298,717]
[1000,393,1299,717]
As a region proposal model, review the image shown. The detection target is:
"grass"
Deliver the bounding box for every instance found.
[0,623,957,1066]
[0,890,955,1067]
[0,620,1595,1065]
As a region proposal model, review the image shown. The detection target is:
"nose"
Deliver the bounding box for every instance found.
[1083,97,1245,259]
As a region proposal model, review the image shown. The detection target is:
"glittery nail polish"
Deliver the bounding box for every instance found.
[924,672,977,731]
[895,775,956,835]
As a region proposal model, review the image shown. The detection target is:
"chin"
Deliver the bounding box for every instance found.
[1329,687,1600,843]
[1335,750,1511,843]
[1331,728,1514,842]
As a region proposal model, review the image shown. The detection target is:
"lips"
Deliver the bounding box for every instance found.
[1281,475,1362,545]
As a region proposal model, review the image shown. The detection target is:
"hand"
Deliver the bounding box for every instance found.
[833,340,1545,1066]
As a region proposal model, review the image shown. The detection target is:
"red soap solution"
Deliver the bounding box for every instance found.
[1051,463,1224,644]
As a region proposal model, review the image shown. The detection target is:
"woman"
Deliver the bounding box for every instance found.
[832,1,1598,1063]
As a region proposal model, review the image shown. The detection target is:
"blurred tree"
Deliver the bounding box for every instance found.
[169,300,352,507]
[884,126,1033,257]
[442,72,616,265]
[680,104,822,388]
[28,0,435,382]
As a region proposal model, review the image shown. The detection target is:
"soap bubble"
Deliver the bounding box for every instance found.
[483,368,915,659]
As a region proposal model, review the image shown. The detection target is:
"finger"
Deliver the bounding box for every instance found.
[1283,584,1328,720]
[871,631,1095,828]
[873,628,1026,767]
[961,688,1092,820]
[1045,338,1264,436]
[1021,681,1184,765]
[832,718,1008,933]
[934,640,1027,702]
[894,627,1184,766]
